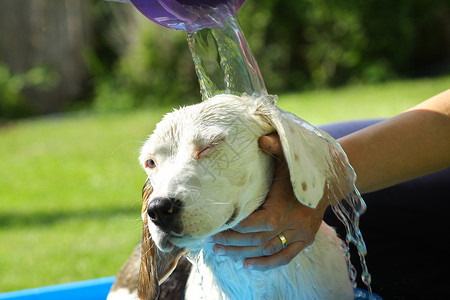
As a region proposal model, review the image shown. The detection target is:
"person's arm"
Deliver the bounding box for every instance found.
[340,89,450,194]
[209,89,450,270]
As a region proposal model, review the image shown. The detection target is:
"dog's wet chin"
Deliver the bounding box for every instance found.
[154,231,197,252]
[150,229,176,252]
[151,209,243,252]
[156,234,175,252]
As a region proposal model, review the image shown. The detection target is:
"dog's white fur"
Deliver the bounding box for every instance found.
[110,94,354,300]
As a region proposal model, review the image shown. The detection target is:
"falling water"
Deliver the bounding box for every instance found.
[332,185,373,294]
[185,5,266,100]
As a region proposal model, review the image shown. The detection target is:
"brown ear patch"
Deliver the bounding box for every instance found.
[158,256,191,300]
[137,180,190,300]
[138,180,160,300]
[302,182,308,192]
[138,235,159,299]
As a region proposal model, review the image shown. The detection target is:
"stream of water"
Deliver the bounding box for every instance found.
[186,10,266,99]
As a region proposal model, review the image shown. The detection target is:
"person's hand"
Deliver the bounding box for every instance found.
[208,133,330,270]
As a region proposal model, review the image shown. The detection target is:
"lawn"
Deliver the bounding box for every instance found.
[0,75,449,292]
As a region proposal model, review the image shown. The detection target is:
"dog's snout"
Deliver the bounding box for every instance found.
[147,197,182,232]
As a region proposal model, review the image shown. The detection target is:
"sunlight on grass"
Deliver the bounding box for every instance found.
[277,75,450,124]
[0,110,168,291]
[0,75,449,292]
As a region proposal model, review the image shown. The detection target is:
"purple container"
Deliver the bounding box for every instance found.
[129,0,246,31]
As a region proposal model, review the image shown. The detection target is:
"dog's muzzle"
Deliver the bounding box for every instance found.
[147,197,183,234]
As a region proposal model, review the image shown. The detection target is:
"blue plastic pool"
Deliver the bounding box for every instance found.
[0,277,381,299]
[0,277,115,300]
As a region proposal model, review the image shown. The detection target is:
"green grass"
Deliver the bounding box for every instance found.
[0,110,168,291]
[277,75,450,125]
[0,75,449,292]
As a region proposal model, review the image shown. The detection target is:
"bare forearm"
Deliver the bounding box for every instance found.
[338,89,450,194]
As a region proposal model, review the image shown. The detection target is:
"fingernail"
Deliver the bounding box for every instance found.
[244,263,254,270]
[214,245,225,256]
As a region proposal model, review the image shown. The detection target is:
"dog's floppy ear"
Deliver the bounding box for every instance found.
[256,100,351,208]
[138,180,186,300]
[138,179,159,300]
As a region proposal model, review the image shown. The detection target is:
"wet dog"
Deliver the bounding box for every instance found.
[108,94,354,300]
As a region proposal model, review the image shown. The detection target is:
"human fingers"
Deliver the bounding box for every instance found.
[231,209,278,233]
[212,229,299,258]
[209,226,277,247]
[243,240,310,271]
[214,189,326,266]
[230,160,291,235]
[259,133,283,157]
[210,155,299,245]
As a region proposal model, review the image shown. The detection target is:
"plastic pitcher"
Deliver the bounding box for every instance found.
[127,0,246,32]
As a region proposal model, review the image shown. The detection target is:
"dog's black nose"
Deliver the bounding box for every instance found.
[147,197,182,232]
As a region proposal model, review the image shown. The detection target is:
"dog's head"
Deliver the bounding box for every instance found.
[137,94,353,299]
[139,95,276,253]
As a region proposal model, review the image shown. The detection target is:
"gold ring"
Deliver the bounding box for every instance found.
[278,233,287,249]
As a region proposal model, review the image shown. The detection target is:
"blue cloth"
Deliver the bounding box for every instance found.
[321,119,450,300]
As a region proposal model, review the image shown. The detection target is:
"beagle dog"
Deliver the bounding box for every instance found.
[108,94,355,300]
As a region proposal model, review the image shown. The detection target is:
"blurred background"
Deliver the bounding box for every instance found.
[0,0,449,295]
[1,0,449,118]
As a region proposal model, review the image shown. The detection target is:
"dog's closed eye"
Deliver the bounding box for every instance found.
[196,144,216,159]
[195,138,225,159]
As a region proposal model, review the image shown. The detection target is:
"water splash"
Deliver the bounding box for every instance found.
[333,188,372,293]
[322,136,373,295]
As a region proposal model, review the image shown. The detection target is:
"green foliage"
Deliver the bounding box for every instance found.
[88,11,200,111]
[0,64,56,120]
[239,0,450,91]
